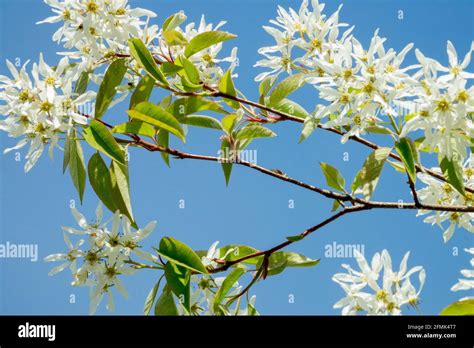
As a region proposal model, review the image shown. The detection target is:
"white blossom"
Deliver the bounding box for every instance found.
[333,249,425,315]
[44,204,157,314]
[416,156,474,242]
[450,248,474,299]
[254,0,347,82]
[172,241,257,316]
[0,54,95,172]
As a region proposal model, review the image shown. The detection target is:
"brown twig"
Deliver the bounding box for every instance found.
[79,112,474,214]
[123,138,474,213]
[171,86,474,195]
[78,99,473,284]
[210,205,370,274]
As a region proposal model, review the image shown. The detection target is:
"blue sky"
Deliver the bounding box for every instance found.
[0,0,472,315]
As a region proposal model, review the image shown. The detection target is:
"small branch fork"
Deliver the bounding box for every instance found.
[168,84,474,195]
[122,137,472,213]
[105,53,473,194]
[117,132,472,281]
[210,205,370,275]
[80,77,473,277]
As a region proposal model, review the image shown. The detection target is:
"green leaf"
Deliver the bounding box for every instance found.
[129,38,168,85]
[395,137,418,184]
[112,120,156,138]
[163,29,188,46]
[320,162,346,192]
[168,96,225,119]
[162,12,187,32]
[440,299,474,316]
[178,56,201,85]
[236,124,276,140]
[220,138,233,185]
[259,76,276,98]
[182,115,223,130]
[154,286,178,316]
[62,131,72,173]
[259,77,277,115]
[286,235,304,242]
[144,277,163,316]
[299,116,319,143]
[351,147,392,199]
[408,138,421,166]
[440,155,466,196]
[213,268,245,313]
[74,71,90,95]
[68,129,86,203]
[110,160,134,224]
[83,120,125,164]
[128,102,185,142]
[157,237,208,274]
[365,125,394,135]
[218,70,240,109]
[272,99,309,120]
[221,114,239,134]
[161,62,184,76]
[331,199,343,212]
[95,59,127,119]
[159,95,174,109]
[219,245,261,265]
[265,251,320,276]
[129,75,154,110]
[269,73,306,107]
[164,262,190,311]
[388,159,407,173]
[88,153,119,214]
[88,153,135,226]
[180,74,203,92]
[185,31,237,58]
[157,130,170,166]
[248,300,259,316]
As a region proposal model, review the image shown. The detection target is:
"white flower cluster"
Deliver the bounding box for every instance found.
[176,241,257,316]
[38,0,158,71]
[257,0,473,239]
[156,15,239,85]
[39,0,238,84]
[254,0,349,82]
[399,43,474,161]
[416,155,474,242]
[44,204,157,314]
[0,55,95,172]
[256,1,474,152]
[0,0,239,172]
[333,249,425,315]
[451,247,474,300]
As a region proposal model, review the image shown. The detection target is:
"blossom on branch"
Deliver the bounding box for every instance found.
[45,204,157,314]
[333,250,425,315]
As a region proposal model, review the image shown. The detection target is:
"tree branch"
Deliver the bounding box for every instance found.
[81,112,473,213]
[209,205,370,274]
[81,109,473,281]
[191,87,474,195]
[407,176,422,208]
[126,137,474,213]
[120,57,471,194]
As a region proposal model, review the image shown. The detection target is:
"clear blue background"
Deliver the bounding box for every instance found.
[0,0,472,315]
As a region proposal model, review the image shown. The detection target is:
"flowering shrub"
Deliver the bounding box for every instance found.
[0,0,472,315]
